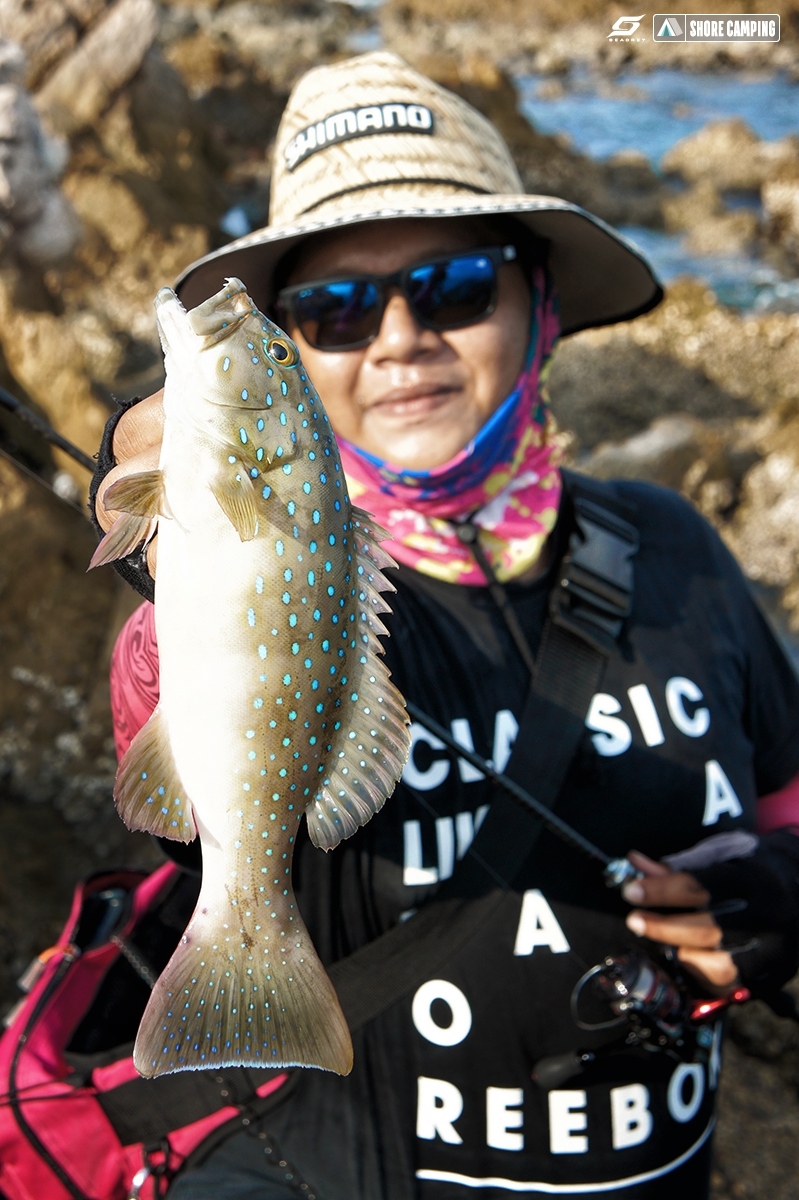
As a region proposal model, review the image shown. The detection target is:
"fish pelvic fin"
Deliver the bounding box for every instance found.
[134,894,353,1078]
[210,461,259,541]
[89,514,157,569]
[305,507,410,852]
[115,707,197,842]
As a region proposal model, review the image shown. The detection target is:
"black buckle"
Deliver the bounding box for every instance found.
[551,497,639,653]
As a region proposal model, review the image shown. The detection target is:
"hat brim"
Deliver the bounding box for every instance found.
[174,194,663,336]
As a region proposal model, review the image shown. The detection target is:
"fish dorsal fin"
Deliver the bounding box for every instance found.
[210,460,259,541]
[115,707,197,842]
[305,508,410,851]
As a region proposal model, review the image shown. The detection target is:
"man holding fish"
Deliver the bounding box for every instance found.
[92,51,799,1200]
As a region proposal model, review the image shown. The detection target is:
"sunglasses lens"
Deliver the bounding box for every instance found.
[293,280,381,349]
[406,253,496,329]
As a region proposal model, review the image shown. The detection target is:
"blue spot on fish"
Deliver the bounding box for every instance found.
[246,730,255,738]
[312,510,320,524]
[307,570,315,585]
[242,390,249,401]
[282,464,292,475]
[303,482,311,494]
[228,454,237,464]
[282,673,291,685]
[223,357,230,371]
[258,645,267,659]
[289,613,297,627]
[287,500,296,516]
[279,412,287,426]
[248,608,256,627]
[276,540,284,555]
[257,418,265,431]
[255,575,264,594]
[239,428,248,444]
[282,592,290,604]
[256,448,264,461]
[281,381,288,396]
[262,485,271,499]
[284,568,292,582]
[254,698,263,709]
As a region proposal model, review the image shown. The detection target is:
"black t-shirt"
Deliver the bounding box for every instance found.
[277,479,799,1199]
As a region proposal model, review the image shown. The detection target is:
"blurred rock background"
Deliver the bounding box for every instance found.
[0,1,799,1194]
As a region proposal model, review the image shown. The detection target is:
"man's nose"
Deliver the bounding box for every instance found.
[367,289,442,363]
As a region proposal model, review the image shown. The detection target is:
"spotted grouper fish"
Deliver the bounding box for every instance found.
[91,278,410,1078]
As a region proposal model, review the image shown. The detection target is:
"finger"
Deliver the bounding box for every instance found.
[627,849,671,878]
[622,870,710,909]
[95,445,162,531]
[112,390,165,463]
[678,947,739,990]
[626,909,722,948]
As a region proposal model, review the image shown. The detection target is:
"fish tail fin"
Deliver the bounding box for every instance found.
[133,891,353,1079]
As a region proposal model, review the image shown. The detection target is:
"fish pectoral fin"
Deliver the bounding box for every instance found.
[89,514,157,570]
[305,522,410,851]
[134,900,353,1078]
[115,707,197,842]
[210,463,259,541]
[104,470,171,519]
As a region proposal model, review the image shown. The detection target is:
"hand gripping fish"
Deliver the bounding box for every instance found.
[91,279,410,1078]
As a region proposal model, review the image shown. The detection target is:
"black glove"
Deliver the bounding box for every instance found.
[88,395,155,602]
[690,829,799,998]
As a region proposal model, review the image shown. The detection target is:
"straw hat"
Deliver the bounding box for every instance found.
[175,51,662,335]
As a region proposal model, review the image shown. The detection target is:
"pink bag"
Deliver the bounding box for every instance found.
[0,862,287,1199]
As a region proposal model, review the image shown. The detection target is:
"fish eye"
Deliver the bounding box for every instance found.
[266,337,298,366]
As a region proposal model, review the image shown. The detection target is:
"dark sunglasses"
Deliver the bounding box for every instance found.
[276,245,518,352]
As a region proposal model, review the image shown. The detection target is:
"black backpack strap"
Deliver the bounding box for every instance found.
[449,471,639,892]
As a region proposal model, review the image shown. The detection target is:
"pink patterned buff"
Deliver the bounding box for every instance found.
[338,266,563,586]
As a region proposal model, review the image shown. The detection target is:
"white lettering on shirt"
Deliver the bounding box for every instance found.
[585,693,632,757]
[513,889,571,956]
[548,1090,588,1153]
[486,1087,524,1151]
[451,718,485,783]
[455,805,489,860]
[416,1076,464,1143]
[435,817,455,881]
[702,760,743,825]
[403,820,439,886]
[610,1083,653,1149]
[627,684,666,747]
[665,677,710,738]
[667,1063,705,1123]
[412,980,472,1047]
[492,709,518,773]
[403,722,450,790]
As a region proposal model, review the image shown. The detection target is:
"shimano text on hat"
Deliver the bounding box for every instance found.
[285,102,435,172]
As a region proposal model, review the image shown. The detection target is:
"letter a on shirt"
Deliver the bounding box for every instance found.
[702,760,743,825]
[513,890,570,955]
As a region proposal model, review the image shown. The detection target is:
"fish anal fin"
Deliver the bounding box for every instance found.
[305,526,410,851]
[134,895,352,1077]
[104,470,170,519]
[89,514,156,569]
[210,463,259,541]
[115,707,196,842]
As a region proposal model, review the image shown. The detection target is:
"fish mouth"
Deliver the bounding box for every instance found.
[155,279,258,354]
[154,287,193,357]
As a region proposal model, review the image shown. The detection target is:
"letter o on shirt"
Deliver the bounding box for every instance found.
[412,980,472,1047]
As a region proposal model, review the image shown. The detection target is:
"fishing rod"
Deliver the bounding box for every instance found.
[5,386,638,887]
[405,702,638,888]
[0,386,96,473]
